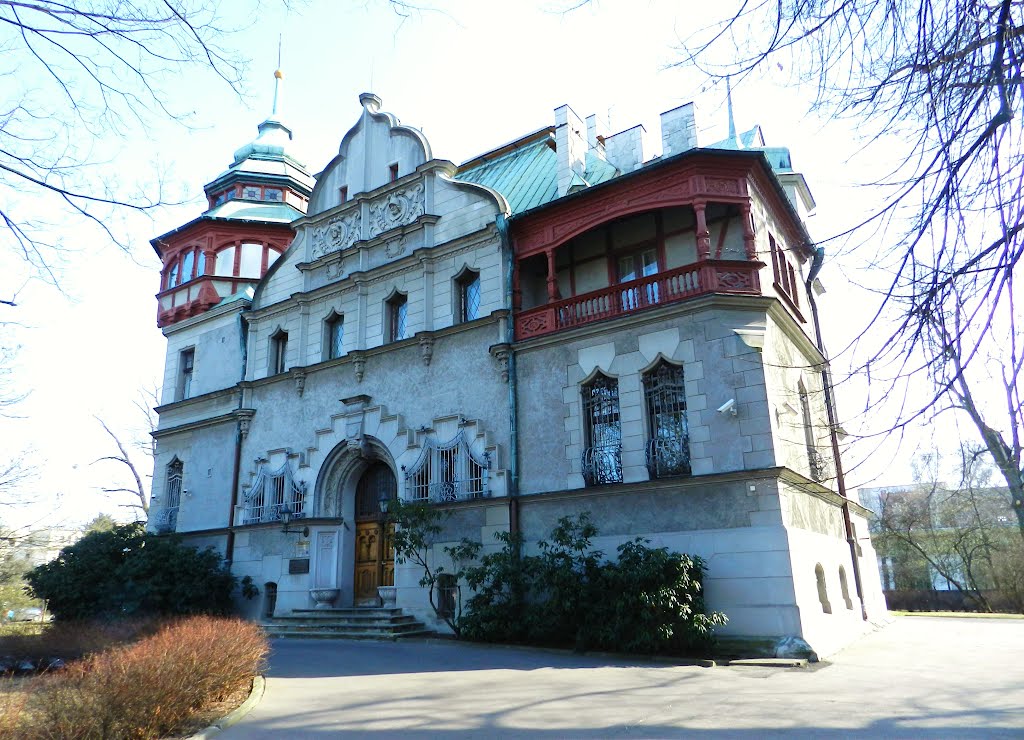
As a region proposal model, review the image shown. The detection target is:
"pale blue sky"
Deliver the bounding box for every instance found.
[0,0,953,528]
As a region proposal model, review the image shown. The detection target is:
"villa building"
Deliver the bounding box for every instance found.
[148,80,887,657]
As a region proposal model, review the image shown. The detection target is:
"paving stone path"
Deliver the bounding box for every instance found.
[220,616,1024,738]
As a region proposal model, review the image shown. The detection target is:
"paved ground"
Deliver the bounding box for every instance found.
[220,616,1024,738]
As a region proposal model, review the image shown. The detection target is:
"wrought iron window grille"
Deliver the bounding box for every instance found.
[403,431,490,503]
[156,459,184,533]
[242,461,308,525]
[581,444,623,486]
[642,362,691,479]
[581,373,623,485]
[808,449,831,483]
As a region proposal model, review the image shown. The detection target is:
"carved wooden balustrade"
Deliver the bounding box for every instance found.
[515,259,763,340]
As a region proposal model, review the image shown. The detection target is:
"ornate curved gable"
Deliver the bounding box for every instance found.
[309,93,431,216]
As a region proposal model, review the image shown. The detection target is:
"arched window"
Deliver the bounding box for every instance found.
[263,582,278,618]
[403,432,489,503]
[164,458,183,532]
[239,242,263,278]
[455,269,481,323]
[799,380,827,481]
[215,246,235,276]
[167,262,179,289]
[181,250,195,283]
[269,328,288,375]
[581,373,622,485]
[323,311,344,360]
[815,563,832,614]
[387,292,408,342]
[839,566,854,610]
[643,361,690,478]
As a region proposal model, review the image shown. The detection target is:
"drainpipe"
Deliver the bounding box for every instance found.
[497,214,521,537]
[806,247,868,621]
[224,309,250,565]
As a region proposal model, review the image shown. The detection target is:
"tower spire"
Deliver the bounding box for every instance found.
[271,35,283,118]
[726,76,739,147]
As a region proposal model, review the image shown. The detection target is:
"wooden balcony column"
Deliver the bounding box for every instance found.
[545,247,560,302]
[694,200,712,261]
[741,201,757,259]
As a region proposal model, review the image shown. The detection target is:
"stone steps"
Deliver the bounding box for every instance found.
[262,606,433,640]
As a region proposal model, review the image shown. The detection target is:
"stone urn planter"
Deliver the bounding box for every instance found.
[309,588,339,609]
[377,586,397,606]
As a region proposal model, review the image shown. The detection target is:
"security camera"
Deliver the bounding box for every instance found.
[717,399,737,416]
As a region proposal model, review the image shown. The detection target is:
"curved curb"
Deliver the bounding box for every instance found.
[187,674,265,740]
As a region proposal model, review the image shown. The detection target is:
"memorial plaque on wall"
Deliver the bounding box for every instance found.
[288,558,310,575]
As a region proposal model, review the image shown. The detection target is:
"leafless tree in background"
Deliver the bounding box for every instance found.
[91,387,159,519]
[664,1,1024,520]
[874,445,1022,611]
[0,0,262,301]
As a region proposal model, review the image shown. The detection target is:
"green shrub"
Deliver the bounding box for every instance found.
[584,539,727,653]
[460,531,531,644]
[0,616,268,740]
[460,514,727,655]
[25,524,237,620]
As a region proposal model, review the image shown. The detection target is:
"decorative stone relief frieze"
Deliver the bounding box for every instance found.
[368,183,424,238]
[311,210,360,260]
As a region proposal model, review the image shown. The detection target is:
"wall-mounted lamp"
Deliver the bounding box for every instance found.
[378,491,392,515]
[279,504,309,537]
[775,402,798,422]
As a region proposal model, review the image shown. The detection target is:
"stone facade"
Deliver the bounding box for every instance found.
[149,89,886,658]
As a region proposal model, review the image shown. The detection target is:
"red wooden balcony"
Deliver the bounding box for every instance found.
[515,260,763,340]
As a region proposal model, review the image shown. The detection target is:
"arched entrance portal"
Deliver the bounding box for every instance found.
[354,461,397,605]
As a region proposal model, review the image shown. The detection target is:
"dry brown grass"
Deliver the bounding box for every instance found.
[0,619,161,663]
[0,616,268,740]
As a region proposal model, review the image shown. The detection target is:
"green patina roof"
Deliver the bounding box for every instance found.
[707,125,794,173]
[203,199,304,224]
[215,287,255,308]
[457,134,619,215]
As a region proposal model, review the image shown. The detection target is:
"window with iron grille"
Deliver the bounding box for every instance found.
[387,293,408,342]
[798,380,828,481]
[243,460,307,525]
[163,458,183,532]
[269,329,288,375]
[404,432,489,503]
[643,361,690,478]
[436,573,458,618]
[324,312,344,360]
[457,270,481,323]
[581,373,622,485]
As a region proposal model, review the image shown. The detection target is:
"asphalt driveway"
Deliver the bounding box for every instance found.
[220,616,1024,738]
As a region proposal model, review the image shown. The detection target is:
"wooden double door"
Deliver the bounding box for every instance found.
[353,461,396,605]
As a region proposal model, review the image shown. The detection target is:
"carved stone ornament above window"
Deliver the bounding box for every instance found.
[384,235,408,258]
[368,183,425,238]
[311,210,360,260]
